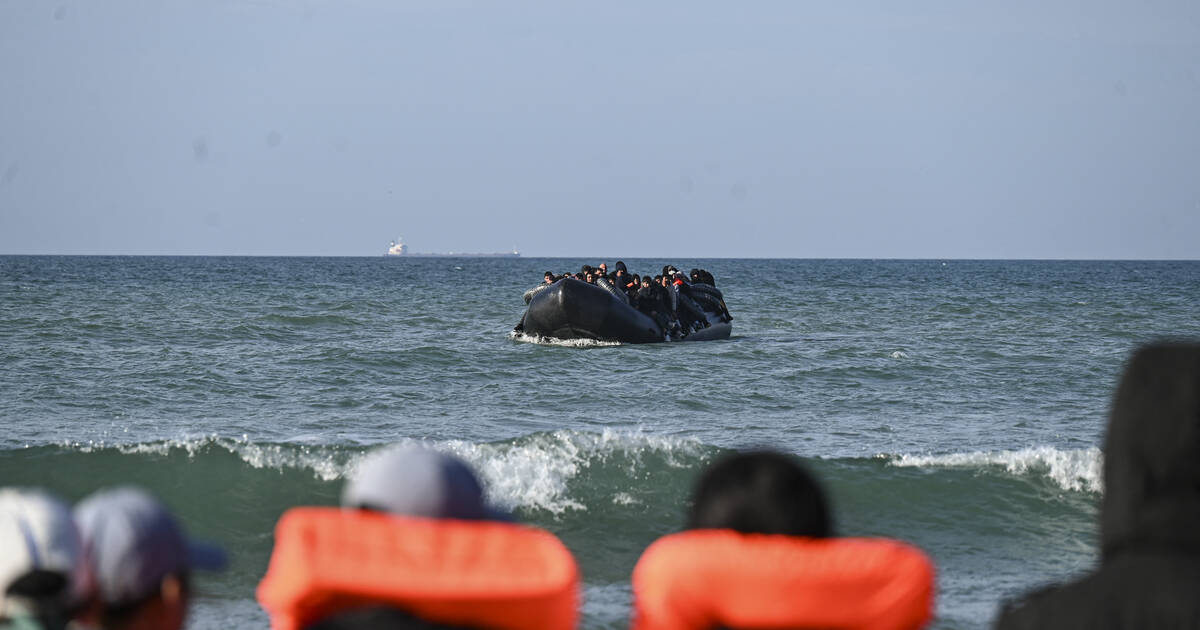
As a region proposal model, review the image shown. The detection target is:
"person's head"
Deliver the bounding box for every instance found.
[641,277,651,288]
[598,263,608,274]
[687,450,832,538]
[585,273,594,284]
[342,447,509,521]
[0,488,92,630]
[75,486,227,630]
[615,261,627,273]
[1100,342,1200,557]
[543,271,554,283]
[580,265,592,274]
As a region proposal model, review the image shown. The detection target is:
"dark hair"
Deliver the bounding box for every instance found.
[687,450,832,537]
[305,606,476,630]
[4,570,74,629]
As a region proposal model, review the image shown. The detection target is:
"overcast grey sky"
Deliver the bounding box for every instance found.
[2,0,1197,258]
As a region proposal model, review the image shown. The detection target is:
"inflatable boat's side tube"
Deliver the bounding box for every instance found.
[688,283,731,321]
[675,290,707,325]
[524,283,554,305]
[595,277,629,305]
[689,291,723,315]
[689,283,723,301]
[522,279,663,343]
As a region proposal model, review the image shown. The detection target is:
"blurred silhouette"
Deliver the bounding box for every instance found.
[632,450,935,630]
[258,447,578,630]
[0,488,92,630]
[75,486,227,630]
[996,342,1200,629]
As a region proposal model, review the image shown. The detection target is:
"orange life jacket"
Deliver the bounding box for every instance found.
[257,507,580,630]
[631,530,935,630]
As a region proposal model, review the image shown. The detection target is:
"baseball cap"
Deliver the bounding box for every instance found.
[75,486,227,607]
[0,488,92,615]
[342,447,510,521]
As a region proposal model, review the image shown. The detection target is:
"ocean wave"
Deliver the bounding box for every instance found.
[55,429,710,514]
[888,446,1103,493]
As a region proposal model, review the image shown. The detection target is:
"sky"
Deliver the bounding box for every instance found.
[1,0,1198,258]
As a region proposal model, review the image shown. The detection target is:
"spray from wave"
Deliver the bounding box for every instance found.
[508,331,624,347]
[57,429,711,514]
[888,446,1103,493]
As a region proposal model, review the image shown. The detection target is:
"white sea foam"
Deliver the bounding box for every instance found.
[890,446,1104,493]
[67,435,356,482]
[67,429,706,514]
[509,331,624,347]
[890,350,909,359]
[428,429,705,514]
[611,492,640,506]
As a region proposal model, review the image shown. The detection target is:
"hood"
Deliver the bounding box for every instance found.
[1100,342,1200,559]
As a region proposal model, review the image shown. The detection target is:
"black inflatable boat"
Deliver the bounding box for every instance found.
[516,278,732,344]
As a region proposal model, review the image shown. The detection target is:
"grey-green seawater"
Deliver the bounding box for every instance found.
[2,256,1198,629]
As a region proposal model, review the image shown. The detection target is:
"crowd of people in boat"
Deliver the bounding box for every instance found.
[5,343,1200,630]
[525,261,733,339]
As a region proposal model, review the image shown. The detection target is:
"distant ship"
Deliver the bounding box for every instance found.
[386,237,519,258]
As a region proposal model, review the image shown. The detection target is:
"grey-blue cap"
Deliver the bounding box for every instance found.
[75,486,227,606]
[342,446,510,521]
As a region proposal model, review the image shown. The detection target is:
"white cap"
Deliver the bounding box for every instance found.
[0,488,91,616]
[342,447,509,521]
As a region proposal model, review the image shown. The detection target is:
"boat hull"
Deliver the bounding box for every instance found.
[520,279,730,344]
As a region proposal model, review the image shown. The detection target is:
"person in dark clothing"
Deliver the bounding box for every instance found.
[995,342,1200,630]
[613,267,630,291]
[669,273,712,331]
[625,274,641,305]
[635,277,671,334]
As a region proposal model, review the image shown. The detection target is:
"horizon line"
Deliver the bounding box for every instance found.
[2,253,1198,262]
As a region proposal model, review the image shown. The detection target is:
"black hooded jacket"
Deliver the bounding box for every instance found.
[995,343,1200,629]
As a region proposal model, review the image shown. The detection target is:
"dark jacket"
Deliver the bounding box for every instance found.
[635,284,672,331]
[995,343,1200,629]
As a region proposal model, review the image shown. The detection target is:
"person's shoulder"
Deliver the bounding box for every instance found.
[995,582,1070,630]
[994,566,1147,630]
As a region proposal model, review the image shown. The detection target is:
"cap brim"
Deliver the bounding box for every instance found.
[187,540,229,572]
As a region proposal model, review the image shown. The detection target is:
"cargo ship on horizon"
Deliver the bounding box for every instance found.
[386,238,519,258]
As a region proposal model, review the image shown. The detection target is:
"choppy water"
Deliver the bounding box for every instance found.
[2,256,1198,629]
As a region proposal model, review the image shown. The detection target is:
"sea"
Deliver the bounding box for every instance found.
[2,256,1198,629]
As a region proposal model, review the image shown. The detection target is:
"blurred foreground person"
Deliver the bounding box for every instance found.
[996,342,1200,629]
[632,451,935,630]
[258,446,579,630]
[75,487,227,630]
[0,489,92,630]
